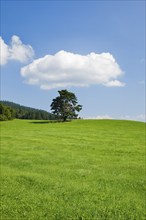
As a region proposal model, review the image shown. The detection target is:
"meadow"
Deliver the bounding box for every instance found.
[0,119,145,220]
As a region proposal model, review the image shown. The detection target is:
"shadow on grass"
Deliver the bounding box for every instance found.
[29,120,71,124]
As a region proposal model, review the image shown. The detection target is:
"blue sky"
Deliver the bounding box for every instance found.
[0,0,145,121]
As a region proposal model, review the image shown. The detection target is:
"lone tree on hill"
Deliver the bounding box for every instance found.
[50,90,82,122]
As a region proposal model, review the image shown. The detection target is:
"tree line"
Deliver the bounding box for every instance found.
[0,90,82,122]
[0,103,15,121]
[0,101,56,121]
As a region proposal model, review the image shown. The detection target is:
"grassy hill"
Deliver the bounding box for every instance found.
[0,119,145,219]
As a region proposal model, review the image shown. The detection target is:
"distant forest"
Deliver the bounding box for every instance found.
[0,101,56,121]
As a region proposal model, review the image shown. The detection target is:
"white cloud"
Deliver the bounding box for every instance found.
[119,114,146,122]
[84,114,146,122]
[21,50,125,90]
[0,35,34,65]
[85,115,113,120]
[103,80,125,87]
[136,114,146,122]
[0,37,9,65]
[85,114,146,122]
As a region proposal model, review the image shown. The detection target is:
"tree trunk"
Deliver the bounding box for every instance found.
[63,116,67,122]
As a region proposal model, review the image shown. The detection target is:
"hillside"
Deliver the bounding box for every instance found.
[0,101,56,120]
[0,119,145,219]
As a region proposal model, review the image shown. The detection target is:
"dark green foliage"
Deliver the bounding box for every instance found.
[50,90,82,121]
[0,101,56,120]
[0,103,15,121]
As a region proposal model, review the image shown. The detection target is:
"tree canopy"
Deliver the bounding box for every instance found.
[50,90,82,122]
[0,103,15,121]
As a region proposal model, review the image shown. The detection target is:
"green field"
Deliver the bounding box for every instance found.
[0,119,145,220]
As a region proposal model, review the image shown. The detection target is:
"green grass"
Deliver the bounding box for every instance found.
[0,119,145,220]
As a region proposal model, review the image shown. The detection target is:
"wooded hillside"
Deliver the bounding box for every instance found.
[0,101,56,120]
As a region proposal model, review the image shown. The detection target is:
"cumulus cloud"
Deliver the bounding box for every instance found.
[0,35,34,65]
[103,80,125,87]
[85,114,146,122]
[21,50,125,90]
[119,114,146,122]
[0,37,9,65]
[85,115,113,120]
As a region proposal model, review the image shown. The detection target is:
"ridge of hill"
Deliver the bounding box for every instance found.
[0,100,56,120]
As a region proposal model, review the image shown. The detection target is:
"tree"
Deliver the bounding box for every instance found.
[0,103,15,121]
[50,90,82,122]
